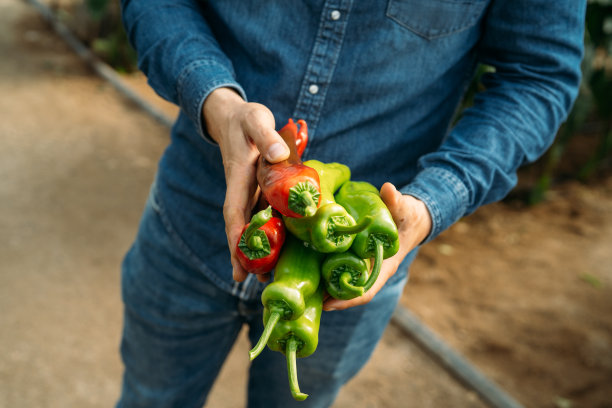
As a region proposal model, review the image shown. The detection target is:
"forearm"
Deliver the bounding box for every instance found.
[403,0,586,241]
[120,0,246,138]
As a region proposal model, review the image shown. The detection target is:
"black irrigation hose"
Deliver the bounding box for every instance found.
[23,0,175,129]
[392,307,525,408]
[24,1,525,407]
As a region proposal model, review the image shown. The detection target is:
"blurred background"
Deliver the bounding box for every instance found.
[1,0,611,407]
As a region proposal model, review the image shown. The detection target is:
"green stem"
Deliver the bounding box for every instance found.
[249,311,280,361]
[247,235,263,251]
[362,240,384,292]
[299,191,318,217]
[339,271,365,298]
[332,215,373,234]
[243,207,272,251]
[288,182,320,217]
[286,337,308,401]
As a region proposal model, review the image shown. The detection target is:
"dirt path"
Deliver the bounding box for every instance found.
[0,1,486,407]
[2,1,611,407]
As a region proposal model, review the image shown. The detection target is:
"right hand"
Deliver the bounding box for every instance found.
[203,88,289,283]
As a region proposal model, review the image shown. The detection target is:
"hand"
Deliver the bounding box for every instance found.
[203,88,289,283]
[323,182,432,311]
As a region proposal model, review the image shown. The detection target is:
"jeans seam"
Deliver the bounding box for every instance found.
[149,185,237,296]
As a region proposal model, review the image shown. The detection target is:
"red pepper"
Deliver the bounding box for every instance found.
[256,119,321,218]
[295,119,308,158]
[236,206,286,274]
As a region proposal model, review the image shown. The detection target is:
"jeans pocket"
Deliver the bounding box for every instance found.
[386,0,488,40]
[146,179,163,215]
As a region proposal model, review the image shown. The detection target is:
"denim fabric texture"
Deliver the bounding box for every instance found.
[120,0,585,296]
[118,0,585,406]
[117,186,414,407]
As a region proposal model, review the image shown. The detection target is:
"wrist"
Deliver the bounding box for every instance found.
[404,195,433,246]
[203,87,245,144]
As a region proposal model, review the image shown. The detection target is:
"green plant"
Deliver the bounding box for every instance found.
[528,1,612,203]
[577,0,612,180]
[83,0,137,72]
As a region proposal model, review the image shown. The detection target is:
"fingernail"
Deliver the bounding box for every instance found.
[324,307,336,312]
[267,143,287,162]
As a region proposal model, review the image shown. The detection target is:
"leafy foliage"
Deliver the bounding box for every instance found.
[528,1,612,202]
[62,0,137,72]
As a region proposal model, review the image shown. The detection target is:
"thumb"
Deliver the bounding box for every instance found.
[242,107,289,163]
[380,182,402,216]
[380,182,433,247]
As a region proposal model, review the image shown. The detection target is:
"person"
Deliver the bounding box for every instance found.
[116,1,586,407]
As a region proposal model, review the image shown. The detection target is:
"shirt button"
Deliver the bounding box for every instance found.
[308,84,319,95]
[330,10,341,20]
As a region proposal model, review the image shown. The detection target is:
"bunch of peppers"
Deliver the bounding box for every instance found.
[236,119,400,401]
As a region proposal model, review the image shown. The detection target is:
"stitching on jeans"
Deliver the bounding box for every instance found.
[150,186,236,295]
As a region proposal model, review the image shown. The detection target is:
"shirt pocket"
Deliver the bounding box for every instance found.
[386,0,488,40]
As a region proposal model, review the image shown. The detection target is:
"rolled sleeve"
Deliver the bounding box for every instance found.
[177,60,247,143]
[401,0,584,242]
[121,0,247,143]
[401,167,470,243]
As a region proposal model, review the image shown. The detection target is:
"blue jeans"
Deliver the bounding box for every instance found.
[116,187,415,408]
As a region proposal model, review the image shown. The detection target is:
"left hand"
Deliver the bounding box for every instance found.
[322,182,432,311]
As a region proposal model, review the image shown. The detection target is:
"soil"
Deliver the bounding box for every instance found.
[403,177,612,408]
[1,1,611,407]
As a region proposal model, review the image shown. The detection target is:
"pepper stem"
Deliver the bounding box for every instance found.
[362,240,384,292]
[299,191,318,217]
[249,311,281,361]
[333,215,373,234]
[339,271,365,298]
[286,337,308,401]
[243,206,272,250]
[247,235,263,251]
[288,182,320,217]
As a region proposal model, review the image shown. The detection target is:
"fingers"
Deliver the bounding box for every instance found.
[223,154,260,278]
[256,273,271,283]
[206,98,283,282]
[322,183,432,311]
[241,107,289,163]
[232,261,249,282]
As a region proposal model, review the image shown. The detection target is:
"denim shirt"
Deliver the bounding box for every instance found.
[121,0,585,299]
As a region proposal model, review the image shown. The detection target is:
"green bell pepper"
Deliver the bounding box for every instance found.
[249,235,324,360]
[283,160,372,253]
[334,180,400,293]
[265,285,324,401]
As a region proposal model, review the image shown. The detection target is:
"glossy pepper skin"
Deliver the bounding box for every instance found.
[295,119,308,158]
[334,180,400,294]
[256,119,320,218]
[265,285,324,401]
[249,235,324,360]
[236,206,286,275]
[283,160,373,253]
[321,251,371,300]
